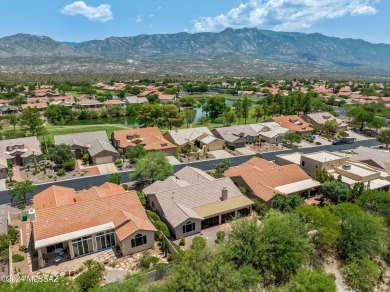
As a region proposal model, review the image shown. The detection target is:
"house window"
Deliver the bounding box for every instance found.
[151,201,155,209]
[131,233,147,248]
[301,161,305,167]
[182,221,195,234]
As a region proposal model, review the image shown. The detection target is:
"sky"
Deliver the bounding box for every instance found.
[0,0,389,44]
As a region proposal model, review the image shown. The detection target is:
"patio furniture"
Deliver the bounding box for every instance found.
[53,256,62,263]
[53,248,64,254]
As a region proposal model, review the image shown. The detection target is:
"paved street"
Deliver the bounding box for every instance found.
[0,138,381,205]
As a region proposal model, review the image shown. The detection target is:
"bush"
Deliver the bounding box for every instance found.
[136,191,146,206]
[137,251,159,269]
[155,221,170,238]
[179,237,185,246]
[191,236,206,249]
[63,159,76,171]
[19,245,26,252]
[108,173,121,185]
[289,268,336,292]
[57,169,66,177]
[227,143,236,150]
[339,131,349,137]
[239,186,246,195]
[8,225,19,245]
[82,154,90,164]
[75,261,104,291]
[215,231,225,244]
[12,254,24,263]
[122,184,129,190]
[114,159,122,165]
[250,197,267,216]
[255,153,263,158]
[315,141,322,145]
[146,210,161,222]
[343,258,380,292]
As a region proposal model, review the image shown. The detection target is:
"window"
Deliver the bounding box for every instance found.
[182,221,195,234]
[301,161,305,167]
[151,201,155,209]
[96,230,115,251]
[131,233,147,248]
[201,216,219,229]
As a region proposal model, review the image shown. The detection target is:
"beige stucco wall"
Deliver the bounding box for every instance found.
[202,139,225,151]
[118,231,155,256]
[301,156,348,176]
[173,219,202,239]
[91,150,120,165]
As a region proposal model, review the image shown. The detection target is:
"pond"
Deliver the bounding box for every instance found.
[66,99,238,127]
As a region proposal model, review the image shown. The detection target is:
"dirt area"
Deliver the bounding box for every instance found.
[180,152,216,162]
[13,160,98,185]
[247,142,282,152]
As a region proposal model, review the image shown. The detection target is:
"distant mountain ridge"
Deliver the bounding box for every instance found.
[0,28,390,77]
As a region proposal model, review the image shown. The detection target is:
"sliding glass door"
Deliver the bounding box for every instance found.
[72,236,93,258]
[95,230,115,251]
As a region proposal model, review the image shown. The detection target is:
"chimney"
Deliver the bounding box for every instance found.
[221,187,228,201]
[28,208,36,223]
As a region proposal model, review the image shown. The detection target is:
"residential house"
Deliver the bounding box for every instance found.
[158,93,176,103]
[27,97,50,104]
[249,122,291,144]
[0,137,43,178]
[302,112,348,132]
[350,146,390,173]
[78,99,103,109]
[21,103,48,111]
[31,183,156,268]
[163,127,225,152]
[267,115,313,135]
[112,127,176,155]
[125,96,149,104]
[378,97,390,105]
[276,151,390,191]
[103,99,126,107]
[143,166,253,239]
[224,157,321,207]
[211,125,258,148]
[54,131,120,165]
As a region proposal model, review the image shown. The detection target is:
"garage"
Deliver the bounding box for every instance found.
[94,156,114,165]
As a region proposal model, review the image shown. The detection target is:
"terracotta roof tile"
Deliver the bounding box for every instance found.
[270,115,313,133]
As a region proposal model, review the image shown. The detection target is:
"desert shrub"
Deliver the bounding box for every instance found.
[191,236,206,249]
[57,169,66,177]
[227,143,236,150]
[18,245,26,252]
[339,131,349,137]
[114,159,122,165]
[315,141,322,145]
[155,221,170,238]
[63,159,76,171]
[255,153,263,158]
[179,237,185,246]
[215,231,225,244]
[146,210,161,222]
[343,258,380,292]
[12,254,24,263]
[8,225,19,245]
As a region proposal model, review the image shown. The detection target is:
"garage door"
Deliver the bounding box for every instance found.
[95,156,113,164]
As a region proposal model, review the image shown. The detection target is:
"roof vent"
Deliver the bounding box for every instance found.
[342,164,352,170]
[221,187,228,201]
[28,208,36,223]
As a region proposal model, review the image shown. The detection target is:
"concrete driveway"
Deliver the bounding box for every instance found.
[314,136,332,146]
[209,150,234,159]
[97,163,118,175]
[166,156,182,165]
[346,130,370,141]
[236,147,256,155]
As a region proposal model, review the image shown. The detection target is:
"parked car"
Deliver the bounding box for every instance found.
[332,137,355,145]
[307,135,316,140]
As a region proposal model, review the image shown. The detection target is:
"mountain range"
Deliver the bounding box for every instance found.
[1,28,390,78]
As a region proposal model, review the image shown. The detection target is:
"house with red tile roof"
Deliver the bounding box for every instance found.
[31,183,156,268]
[224,157,321,207]
[112,127,177,155]
[267,115,313,135]
[21,103,48,111]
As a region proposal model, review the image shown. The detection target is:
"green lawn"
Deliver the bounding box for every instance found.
[41,124,131,142]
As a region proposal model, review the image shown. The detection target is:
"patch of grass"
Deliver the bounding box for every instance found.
[12,254,24,263]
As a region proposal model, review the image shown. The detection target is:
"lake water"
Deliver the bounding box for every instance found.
[66,99,236,126]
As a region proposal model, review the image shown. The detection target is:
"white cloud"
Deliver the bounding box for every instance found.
[136,15,144,23]
[61,1,113,23]
[193,0,379,32]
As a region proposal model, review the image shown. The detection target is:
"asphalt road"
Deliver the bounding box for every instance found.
[1,139,381,204]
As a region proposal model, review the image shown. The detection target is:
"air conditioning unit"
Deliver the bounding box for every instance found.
[342,164,352,170]
[28,208,36,223]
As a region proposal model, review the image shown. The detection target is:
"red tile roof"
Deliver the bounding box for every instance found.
[270,115,313,133]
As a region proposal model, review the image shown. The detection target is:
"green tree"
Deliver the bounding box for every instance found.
[234,99,243,124]
[48,144,73,164]
[202,96,226,119]
[334,203,386,260]
[126,144,147,164]
[137,104,162,126]
[7,114,18,130]
[108,173,122,185]
[322,120,338,134]
[131,151,173,182]
[271,195,304,212]
[357,189,390,225]
[251,105,265,122]
[283,132,302,146]
[214,159,231,176]
[164,245,258,292]
[44,105,72,124]
[9,180,36,202]
[368,116,387,132]
[241,97,252,124]
[313,169,335,183]
[19,107,46,136]
[158,104,183,130]
[343,258,381,292]
[322,181,349,203]
[288,268,336,292]
[75,260,105,292]
[347,107,374,131]
[377,128,390,148]
[222,108,236,125]
[183,108,196,128]
[296,205,340,249]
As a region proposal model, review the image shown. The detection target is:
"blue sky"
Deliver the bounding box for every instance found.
[0,0,389,44]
